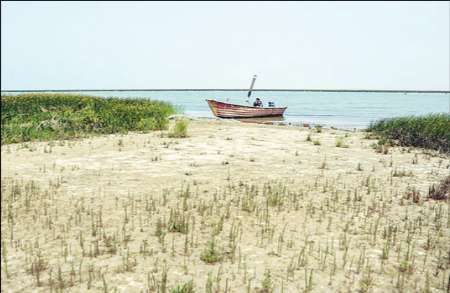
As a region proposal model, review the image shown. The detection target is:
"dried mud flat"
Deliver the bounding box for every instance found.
[1,119,449,292]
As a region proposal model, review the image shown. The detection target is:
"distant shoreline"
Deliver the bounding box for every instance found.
[2,89,449,94]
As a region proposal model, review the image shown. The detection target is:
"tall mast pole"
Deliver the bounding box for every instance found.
[246,75,257,103]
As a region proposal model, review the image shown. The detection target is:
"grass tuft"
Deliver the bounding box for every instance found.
[428,175,449,200]
[171,280,194,293]
[200,237,222,264]
[168,119,189,138]
[335,137,349,148]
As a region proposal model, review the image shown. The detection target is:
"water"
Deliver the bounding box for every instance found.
[4,90,450,129]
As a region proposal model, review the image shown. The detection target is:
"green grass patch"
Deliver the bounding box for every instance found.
[170,280,194,293]
[168,119,189,138]
[1,93,175,144]
[200,237,222,264]
[367,114,450,153]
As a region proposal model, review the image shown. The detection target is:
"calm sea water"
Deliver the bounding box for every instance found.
[6,90,450,129]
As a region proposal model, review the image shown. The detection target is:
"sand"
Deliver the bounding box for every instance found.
[1,118,449,292]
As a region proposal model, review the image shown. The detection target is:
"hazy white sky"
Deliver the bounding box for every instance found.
[1,1,449,90]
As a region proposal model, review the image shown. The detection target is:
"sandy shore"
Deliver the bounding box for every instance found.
[1,118,449,292]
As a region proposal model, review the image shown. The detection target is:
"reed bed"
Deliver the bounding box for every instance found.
[367,114,450,153]
[1,93,175,144]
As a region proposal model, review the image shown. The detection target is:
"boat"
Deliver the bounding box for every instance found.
[206,99,287,118]
[206,75,287,118]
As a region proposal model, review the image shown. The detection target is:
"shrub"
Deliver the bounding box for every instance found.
[367,114,450,153]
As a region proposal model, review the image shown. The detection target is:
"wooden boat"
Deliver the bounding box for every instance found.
[206,75,287,118]
[206,99,287,118]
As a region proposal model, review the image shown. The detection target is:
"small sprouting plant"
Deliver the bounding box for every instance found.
[313,139,321,146]
[405,187,421,204]
[427,175,449,200]
[102,273,108,293]
[169,119,189,138]
[1,241,9,279]
[335,137,349,148]
[371,137,392,154]
[304,268,314,292]
[392,169,413,177]
[319,159,327,170]
[398,260,414,275]
[205,272,214,293]
[261,269,273,292]
[200,237,222,264]
[171,280,194,293]
[358,267,373,293]
[28,251,48,287]
[356,162,363,171]
[306,133,312,142]
[120,248,137,272]
[160,263,168,293]
[412,153,419,164]
[167,208,189,234]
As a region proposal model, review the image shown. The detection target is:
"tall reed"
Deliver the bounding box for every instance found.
[367,114,450,153]
[1,93,176,144]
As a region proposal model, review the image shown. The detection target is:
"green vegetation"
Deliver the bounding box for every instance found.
[168,118,189,138]
[367,114,450,153]
[1,93,175,144]
[428,175,449,200]
[171,280,194,293]
[261,269,273,292]
[335,137,349,148]
[200,237,222,264]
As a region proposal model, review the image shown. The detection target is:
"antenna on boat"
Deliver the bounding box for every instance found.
[246,75,257,104]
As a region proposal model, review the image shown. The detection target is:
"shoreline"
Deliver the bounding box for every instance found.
[182,116,363,131]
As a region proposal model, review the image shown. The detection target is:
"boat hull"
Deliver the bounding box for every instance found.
[206,99,287,118]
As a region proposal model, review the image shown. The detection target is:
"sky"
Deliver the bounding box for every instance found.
[1,1,449,91]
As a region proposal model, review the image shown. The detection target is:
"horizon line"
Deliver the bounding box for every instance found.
[1,88,449,94]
